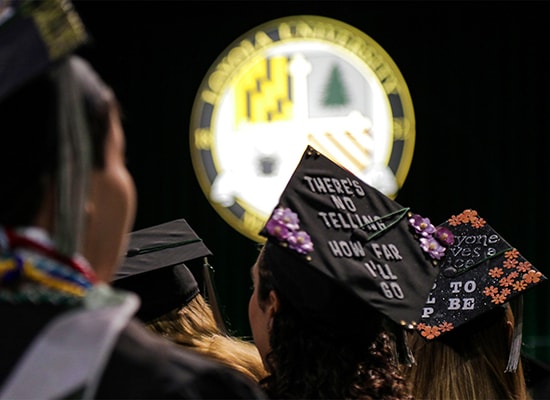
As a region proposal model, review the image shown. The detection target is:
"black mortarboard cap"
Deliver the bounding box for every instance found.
[112,219,212,322]
[416,209,547,371]
[259,146,445,331]
[0,0,88,101]
[417,209,546,339]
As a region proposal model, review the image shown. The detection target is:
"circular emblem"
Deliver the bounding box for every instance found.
[190,15,415,242]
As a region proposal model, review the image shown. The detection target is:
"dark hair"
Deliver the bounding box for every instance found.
[0,55,114,226]
[256,247,413,400]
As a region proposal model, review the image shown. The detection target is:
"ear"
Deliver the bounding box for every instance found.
[266,289,280,317]
[85,200,95,221]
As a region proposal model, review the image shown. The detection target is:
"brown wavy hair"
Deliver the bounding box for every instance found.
[147,293,267,383]
[406,305,528,400]
[256,247,413,399]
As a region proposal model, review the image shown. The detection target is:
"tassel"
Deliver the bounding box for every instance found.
[396,327,416,367]
[505,296,523,373]
[384,319,416,367]
[202,258,228,334]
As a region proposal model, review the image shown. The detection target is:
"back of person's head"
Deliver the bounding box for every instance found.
[112,219,267,382]
[112,219,212,320]
[148,294,267,382]
[255,244,410,399]
[0,57,113,221]
[250,147,453,399]
[407,209,546,400]
[0,0,115,256]
[1,5,265,400]
[407,306,527,400]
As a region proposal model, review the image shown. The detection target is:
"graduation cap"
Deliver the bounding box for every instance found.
[0,0,88,101]
[259,146,444,334]
[112,219,220,324]
[416,209,547,371]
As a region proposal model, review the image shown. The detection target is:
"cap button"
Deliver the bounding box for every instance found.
[126,248,141,257]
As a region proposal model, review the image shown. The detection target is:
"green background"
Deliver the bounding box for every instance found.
[76,1,550,364]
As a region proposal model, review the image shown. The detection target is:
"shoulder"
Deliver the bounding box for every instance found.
[97,318,266,399]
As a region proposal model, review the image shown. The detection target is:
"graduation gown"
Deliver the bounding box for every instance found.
[0,303,266,399]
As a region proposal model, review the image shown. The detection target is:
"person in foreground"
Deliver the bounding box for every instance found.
[406,209,547,400]
[248,146,453,399]
[112,219,267,382]
[0,1,265,398]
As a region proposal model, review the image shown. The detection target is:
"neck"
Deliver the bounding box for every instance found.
[33,181,56,235]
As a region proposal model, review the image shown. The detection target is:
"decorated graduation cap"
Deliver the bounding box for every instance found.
[0,0,88,101]
[416,209,547,371]
[112,219,213,323]
[259,146,446,334]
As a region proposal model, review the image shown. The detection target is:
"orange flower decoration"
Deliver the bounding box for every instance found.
[483,286,498,297]
[505,249,520,259]
[439,322,454,332]
[524,270,542,284]
[513,280,527,291]
[501,288,511,297]
[463,209,477,219]
[448,215,462,226]
[449,210,486,227]
[499,275,514,287]
[503,258,518,269]
[517,261,532,273]
[491,293,507,304]
[471,218,486,228]
[489,267,504,278]
[419,325,441,340]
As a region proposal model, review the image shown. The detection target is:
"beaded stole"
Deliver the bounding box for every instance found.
[0,232,94,306]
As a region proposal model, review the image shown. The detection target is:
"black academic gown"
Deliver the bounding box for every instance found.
[0,304,266,399]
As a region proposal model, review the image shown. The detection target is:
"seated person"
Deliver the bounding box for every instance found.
[112,219,267,382]
[406,209,547,400]
[0,2,265,398]
[248,146,447,399]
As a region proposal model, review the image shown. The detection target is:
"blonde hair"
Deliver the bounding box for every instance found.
[147,294,267,382]
[406,305,529,400]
